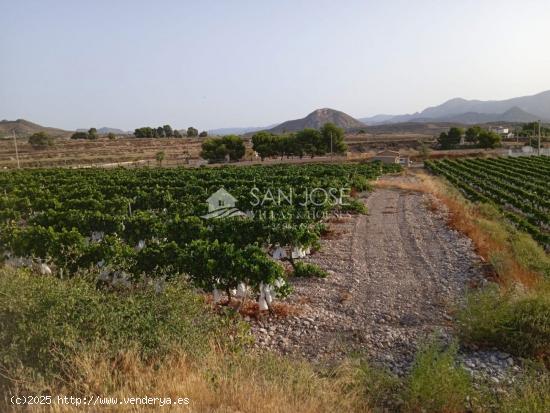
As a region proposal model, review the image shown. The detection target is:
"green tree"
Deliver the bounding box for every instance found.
[107,132,116,140]
[155,151,165,166]
[295,128,323,158]
[163,125,173,138]
[320,122,347,154]
[187,127,199,137]
[465,126,482,143]
[200,135,245,162]
[173,129,182,138]
[478,130,501,148]
[251,131,277,160]
[437,127,462,149]
[199,131,208,137]
[134,127,154,138]
[156,126,165,138]
[70,131,89,140]
[88,128,98,140]
[28,132,53,148]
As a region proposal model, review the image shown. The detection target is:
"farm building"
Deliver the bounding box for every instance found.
[371,150,411,167]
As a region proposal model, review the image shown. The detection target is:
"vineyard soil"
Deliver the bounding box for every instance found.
[251,175,519,378]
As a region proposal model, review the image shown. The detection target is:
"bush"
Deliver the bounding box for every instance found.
[404,340,472,413]
[0,268,248,379]
[293,262,328,278]
[457,284,550,364]
[28,131,53,148]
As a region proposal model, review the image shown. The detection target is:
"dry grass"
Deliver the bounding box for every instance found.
[374,170,543,288]
[4,349,374,413]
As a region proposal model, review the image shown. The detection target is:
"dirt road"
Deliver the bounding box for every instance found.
[251,175,483,373]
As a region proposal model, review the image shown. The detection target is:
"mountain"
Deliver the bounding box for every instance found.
[361,90,550,125]
[0,119,70,138]
[268,108,365,134]
[208,125,277,136]
[77,127,130,135]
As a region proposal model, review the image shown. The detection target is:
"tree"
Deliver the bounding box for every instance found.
[477,130,501,148]
[187,127,198,137]
[107,132,116,140]
[173,129,182,138]
[448,127,463,145]
[156,126,165,138]
[28,132,53,149]
[251,131,277,160]
[163,125,173,138]
[200,135,245,162]
[199,131,208,137]
[70,131,89,140]
[295,128,323,157]
[155,151,165,166]
[88,128,98,140]
[465,126,482,144]
[437,127,462,149]
[134,127,154,138]
[320,122,347,154]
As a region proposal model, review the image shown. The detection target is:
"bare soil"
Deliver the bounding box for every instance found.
[251,175,486,374]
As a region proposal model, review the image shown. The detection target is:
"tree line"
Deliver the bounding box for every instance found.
[134,125,207,139]
[438,126,501,149]
[252,123,347,161]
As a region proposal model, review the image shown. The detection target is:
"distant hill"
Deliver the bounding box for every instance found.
[360,90,550,125]
[268,108,365,134]
[208,125,278,136]
[0,119,70,138]
[77,127,130,135]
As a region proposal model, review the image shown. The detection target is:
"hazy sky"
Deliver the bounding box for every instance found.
[1,0,550,131]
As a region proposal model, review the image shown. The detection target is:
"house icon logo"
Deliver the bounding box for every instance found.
[201,188,248,219]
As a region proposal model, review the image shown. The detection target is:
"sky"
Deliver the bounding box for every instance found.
[1,0,550,131]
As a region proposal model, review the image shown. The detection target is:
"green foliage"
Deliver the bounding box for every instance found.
[465,125,483,143]
[320,122,347,153]
[155,151,165,166]
[477,130,501,148]
[0,268,247,378]
[88,127,98,140]
[251,123,346,160]
[457,284,550,364]
[28,132,53,148]
[404,340,472,413]
[163,124,173,137]
[293,262,328,278]
[199,130,208,137]
[70,131,90,140]
[173,129,182,138]
[200,135,245,162]
[437,127,463,149]
[107,132,116,140]
[134,126,154,138]
[187,126,199,137]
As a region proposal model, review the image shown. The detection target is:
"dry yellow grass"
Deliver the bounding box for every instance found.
[4,350,374,413]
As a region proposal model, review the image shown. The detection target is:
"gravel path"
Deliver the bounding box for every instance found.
[250,175,518,379]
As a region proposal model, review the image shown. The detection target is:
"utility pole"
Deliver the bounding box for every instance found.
[12,129,20,169]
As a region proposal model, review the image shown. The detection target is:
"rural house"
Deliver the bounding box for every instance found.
[371,150,411,167]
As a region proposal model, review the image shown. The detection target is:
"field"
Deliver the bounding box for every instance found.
[425,156,550,249]
[0,162,400,296]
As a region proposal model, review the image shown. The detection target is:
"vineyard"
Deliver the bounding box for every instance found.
[425,156,550,249]
[0,162,400,307]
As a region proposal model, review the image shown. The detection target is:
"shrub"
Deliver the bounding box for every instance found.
[28,132,53,148]
[404,340,472,413]
[0,268,248,380]
[293,262,328,278]
[457,284,550,364]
